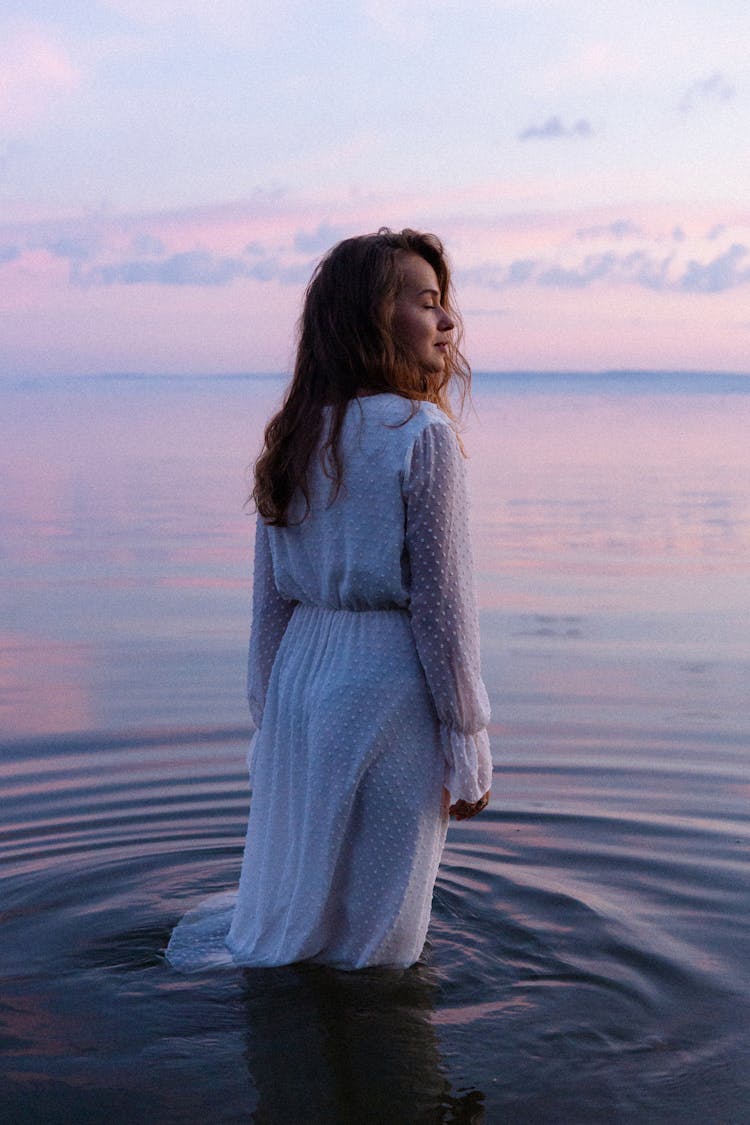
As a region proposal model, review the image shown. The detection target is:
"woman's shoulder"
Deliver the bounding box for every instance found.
[353,393,451,435]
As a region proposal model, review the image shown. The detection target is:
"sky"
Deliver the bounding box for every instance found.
[1,0,748,377]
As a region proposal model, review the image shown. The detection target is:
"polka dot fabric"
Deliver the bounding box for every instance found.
[166,394,491,972]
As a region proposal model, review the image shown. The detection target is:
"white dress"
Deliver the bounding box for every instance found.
[166,394,491,972]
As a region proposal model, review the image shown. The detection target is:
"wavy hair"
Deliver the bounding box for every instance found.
[253,227,470,526]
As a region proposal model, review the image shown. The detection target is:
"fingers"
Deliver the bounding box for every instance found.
[448,790,490,820]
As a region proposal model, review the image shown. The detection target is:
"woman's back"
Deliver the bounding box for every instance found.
[268,394,449,612]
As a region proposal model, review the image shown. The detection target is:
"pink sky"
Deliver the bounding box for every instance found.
[1,1,748,375]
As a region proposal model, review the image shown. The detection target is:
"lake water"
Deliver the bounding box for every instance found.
[1,372,749,1123]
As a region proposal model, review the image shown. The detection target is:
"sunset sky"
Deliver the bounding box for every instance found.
[1,0,748,377]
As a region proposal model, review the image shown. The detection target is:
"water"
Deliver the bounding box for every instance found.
[2,373,749,1123]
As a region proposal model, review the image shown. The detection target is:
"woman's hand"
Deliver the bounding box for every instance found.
[446,789,491,821]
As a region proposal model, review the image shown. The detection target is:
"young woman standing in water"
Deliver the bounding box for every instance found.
[167,228,491,971]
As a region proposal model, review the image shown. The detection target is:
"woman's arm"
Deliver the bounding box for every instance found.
[247,515,296,730]
[404,421,492,811]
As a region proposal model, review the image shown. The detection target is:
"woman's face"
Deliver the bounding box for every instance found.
[391,253,454,375]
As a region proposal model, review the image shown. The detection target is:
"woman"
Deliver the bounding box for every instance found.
[167,228,491,973]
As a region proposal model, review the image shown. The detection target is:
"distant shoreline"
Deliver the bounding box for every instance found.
[4,370,750,395]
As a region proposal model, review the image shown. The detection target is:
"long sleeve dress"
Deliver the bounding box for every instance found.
[166,393,491,973]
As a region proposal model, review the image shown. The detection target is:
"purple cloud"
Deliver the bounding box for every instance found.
[90,251,249,286]
[76,248,313,287]
[576,220,641,240]
[131,233,165,256]
[628,252,676,291]
[679,72,736,113]
[458,260,539,289]
[680,244,750,293]
[293,221,347,254]
[42,234,98,262]
[462,244,750,294]
[538,252,617,288]
[519,116,593,141]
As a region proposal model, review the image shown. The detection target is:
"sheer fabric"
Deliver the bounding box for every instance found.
[166,394,491,972]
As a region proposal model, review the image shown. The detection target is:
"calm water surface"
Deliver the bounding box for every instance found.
[1,374,749,1123]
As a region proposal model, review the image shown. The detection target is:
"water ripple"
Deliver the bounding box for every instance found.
[2,726,750,1122]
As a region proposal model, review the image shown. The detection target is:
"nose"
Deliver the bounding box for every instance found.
[438,307,454,331]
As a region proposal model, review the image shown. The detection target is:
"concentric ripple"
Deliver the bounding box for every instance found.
[2,724,749,1123]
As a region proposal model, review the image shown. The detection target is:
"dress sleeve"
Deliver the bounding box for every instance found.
[247,514,296,731]
[404,421,492,804]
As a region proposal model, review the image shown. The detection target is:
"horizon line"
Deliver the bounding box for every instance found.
[5,368,750,382]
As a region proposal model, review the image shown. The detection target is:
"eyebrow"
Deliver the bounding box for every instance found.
[417,287,440,298]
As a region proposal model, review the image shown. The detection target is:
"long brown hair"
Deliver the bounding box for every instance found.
[253,227,470,526]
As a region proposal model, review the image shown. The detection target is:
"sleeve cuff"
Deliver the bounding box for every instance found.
[441,725,493,804]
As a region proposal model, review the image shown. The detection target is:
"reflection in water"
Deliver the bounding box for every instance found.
[240,963,484,1124]
[1,376,750,1121]
[2,377,750,737]
[1,716,749,1120]
[0,632,93,736]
